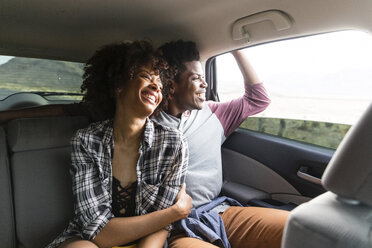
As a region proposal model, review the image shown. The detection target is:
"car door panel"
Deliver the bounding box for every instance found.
[222,148,307,204]
[221,128,333,206]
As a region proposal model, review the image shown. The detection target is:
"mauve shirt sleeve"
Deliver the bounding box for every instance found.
[207,82,271,137]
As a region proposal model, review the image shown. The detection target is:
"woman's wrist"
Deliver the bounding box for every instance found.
[169,201,189,221]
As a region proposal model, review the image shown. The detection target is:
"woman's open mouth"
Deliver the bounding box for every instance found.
[141,91,157,105]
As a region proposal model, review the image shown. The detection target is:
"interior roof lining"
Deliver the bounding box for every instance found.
[1,0,372,62]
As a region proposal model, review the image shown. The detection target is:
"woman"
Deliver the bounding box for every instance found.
[46,40,192,248]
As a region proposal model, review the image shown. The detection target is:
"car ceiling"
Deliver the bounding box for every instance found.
[1,0,372,63]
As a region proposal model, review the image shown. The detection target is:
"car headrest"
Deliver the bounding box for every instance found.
[322,103,372,207]
[7,116,89,152]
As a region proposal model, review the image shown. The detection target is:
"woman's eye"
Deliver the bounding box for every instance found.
[141,74,151,80]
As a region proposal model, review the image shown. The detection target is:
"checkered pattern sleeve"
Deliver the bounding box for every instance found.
[160,134,188,204]
[164,135,188,231]
[70,129,114,240]
[139,131,189,231]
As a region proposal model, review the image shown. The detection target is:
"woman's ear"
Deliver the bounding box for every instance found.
[114,87,122,98]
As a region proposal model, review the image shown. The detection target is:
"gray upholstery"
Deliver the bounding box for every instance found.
[282,103,372,248]
[222,181,269,205]
[283,192,372,248]
[7,116,89,152]
[0,126,16,248]
[7,116,89,248]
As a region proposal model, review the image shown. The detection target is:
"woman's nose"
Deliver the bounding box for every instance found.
[150,81,161,92]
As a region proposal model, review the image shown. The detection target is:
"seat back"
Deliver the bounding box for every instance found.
[282,103,372,248]
[7,116,89,248]
[0,126,16,248]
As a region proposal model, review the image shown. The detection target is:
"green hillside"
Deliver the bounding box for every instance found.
[0,57,84,92]
[240,117,351,149]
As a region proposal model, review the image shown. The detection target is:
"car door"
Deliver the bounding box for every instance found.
[206,30,372,208]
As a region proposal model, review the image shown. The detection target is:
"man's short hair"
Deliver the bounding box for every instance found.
[156,40,200,112]
[158,40,200,79]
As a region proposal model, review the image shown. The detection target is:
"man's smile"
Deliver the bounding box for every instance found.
[196,91,206,101]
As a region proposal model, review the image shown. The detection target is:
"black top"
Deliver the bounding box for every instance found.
[112,177,137,217]
[111,178,138,247]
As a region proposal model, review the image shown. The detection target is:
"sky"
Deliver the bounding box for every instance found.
[0,56,13,65]
[217,30,372,100]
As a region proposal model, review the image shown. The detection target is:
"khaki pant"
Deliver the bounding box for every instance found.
[169,206,289,248]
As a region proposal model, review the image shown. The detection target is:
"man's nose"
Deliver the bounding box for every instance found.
[201,78,208,88]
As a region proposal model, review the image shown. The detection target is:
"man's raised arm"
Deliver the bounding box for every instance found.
[231,50,261,86]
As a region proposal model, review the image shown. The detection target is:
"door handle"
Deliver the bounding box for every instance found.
[297,167,322,185]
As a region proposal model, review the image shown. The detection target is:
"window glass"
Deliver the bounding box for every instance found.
[0,56,84,100]
[216,31,372,149]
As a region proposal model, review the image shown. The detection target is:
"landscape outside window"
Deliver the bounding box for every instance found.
[216,31,372,149]
[0,56,83,100]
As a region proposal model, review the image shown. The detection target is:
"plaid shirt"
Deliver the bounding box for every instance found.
[47,118,188,248]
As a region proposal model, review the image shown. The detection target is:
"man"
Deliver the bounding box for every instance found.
[153,40,288,248]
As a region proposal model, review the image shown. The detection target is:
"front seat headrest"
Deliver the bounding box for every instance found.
[322,103,372,207]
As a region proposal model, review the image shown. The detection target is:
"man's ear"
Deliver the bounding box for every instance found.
[168,79,176,95]
[169,85,175,95]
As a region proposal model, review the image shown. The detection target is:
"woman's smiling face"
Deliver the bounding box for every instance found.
[116,63,163,118]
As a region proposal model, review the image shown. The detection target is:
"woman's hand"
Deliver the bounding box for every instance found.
[172,184,192,219]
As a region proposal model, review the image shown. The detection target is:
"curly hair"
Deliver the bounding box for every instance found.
[81,40,168,119]
[157,40,200,112]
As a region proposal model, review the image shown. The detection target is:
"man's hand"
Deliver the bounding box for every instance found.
[172,184,192,219]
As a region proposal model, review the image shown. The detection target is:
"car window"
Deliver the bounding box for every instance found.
[216,30,372,149]
[0,56,84,100]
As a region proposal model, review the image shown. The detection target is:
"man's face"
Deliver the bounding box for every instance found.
[172,61,208,113]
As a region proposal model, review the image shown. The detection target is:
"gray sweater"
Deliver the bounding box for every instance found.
[152,83,270,208]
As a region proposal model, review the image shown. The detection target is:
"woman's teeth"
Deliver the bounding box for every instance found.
[144,93,156,103]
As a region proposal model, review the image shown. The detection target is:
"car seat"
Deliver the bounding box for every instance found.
[282,103,372,248]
